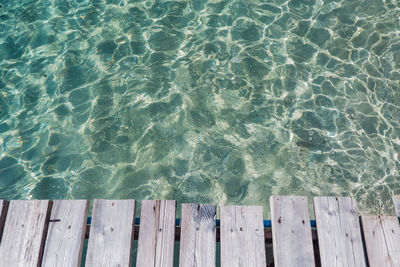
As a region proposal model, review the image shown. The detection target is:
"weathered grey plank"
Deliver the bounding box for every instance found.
[361,215,400,267]
[270,196,315,267]
[179,204,216,267]
[220,205,266,267]
[392,195,400,217]
[0,200,52,267]
[85,199,136,267]
[314,197,366,267]
[0,200,9,241]
[136,200,176,267]
[42,200,89,267]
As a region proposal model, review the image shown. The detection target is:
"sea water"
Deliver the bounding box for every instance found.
[0,0,399,215]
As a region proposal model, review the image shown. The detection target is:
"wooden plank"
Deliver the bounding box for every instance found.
[361,216,400,267]
[392,195,400,217]
[270,196,315,267]
[179,204,216,267]
[220,205,266,267]
[136,200,176,267]
[0,200,9,241]
[0,200,52,267]
[314,197,366,267]
[85,199,136,267]
[42,200,89,267]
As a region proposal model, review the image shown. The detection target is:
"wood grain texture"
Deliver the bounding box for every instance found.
[42,200,89,267]
[270,196,315,267]
[361,215,400,267]
[314,197,366,267]
[136,200,176,267]
[392,196,400,217]
[0,200,9,241]
[179,204,216,267]
[220,205,266,267]
[85,199,136,267]
[0,200,52,267]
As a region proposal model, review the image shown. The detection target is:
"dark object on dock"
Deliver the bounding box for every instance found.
[0,196,399,266]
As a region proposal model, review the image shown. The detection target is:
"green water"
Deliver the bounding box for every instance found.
[0,0,399,214]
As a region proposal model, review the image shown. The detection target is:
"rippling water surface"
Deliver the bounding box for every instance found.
[0,0,399,214]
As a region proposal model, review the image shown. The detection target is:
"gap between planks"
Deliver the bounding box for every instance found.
[0,200,9,242]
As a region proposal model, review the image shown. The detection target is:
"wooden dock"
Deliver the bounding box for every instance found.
[0,196,399,267]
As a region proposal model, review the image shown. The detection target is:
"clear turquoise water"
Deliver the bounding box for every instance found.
[0,0,399,214]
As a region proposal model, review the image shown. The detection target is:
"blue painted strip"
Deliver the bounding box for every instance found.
[87,217,318,228]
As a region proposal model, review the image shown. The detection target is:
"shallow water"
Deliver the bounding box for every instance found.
[0,0,399,215]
